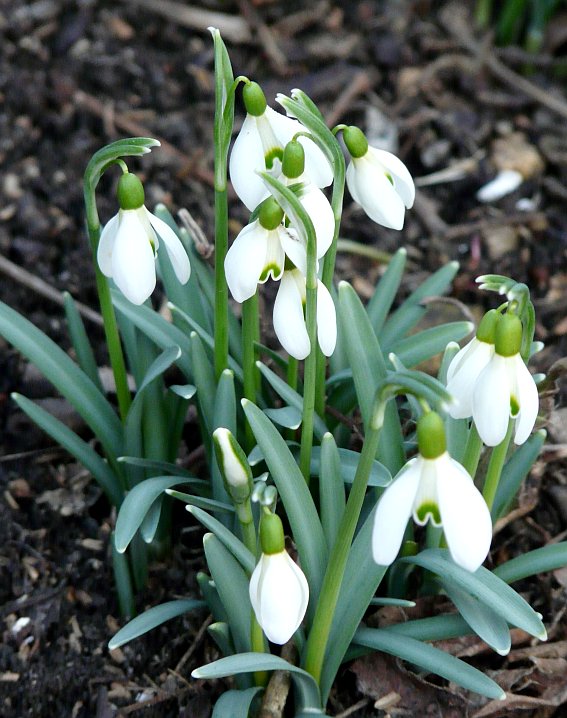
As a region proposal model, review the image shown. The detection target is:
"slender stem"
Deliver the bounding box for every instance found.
[287,357,298,393]
[483,420,513,510]
[242,294,259,448]
[299,283,317,484]
[461,423,483,477]
[84,186,131,422]
[214,187,229,379]
[304,399,384,683]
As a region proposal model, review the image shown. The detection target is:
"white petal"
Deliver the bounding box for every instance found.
[316,281,337,357]
[97,213,120,276]
[277,226,306,275]
[412,458,441,526]
[437,455,492,572]
[347,157,407,230]
[446,340,494,419]
[273,271,310,360]
[266,107,333,188]
[446,337,476,384]
[224,221,268,303]
[148,211,191,284]
[111,211,156,305]
[298,184,335,258]
[249,552,309,644]
[372,458,422,566]
[229,114,270,211]
[369,148,415,209]
[473,355,511,446]
[511,355,539,445]
[262,230,285,282]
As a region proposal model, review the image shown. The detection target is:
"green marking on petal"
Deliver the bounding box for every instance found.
[259,263,282,282]
[265,146,284,170]
[510,395,520,417]
[415,501,441,526]
[385,172,394,186]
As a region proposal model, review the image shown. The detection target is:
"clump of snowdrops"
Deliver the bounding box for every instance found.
[0,28,565,717]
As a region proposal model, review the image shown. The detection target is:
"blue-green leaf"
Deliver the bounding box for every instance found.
[494,542,567,584]
[264,406,302,430]
[166,489,233,514]
[212,687,263,718]
[63,292,103,393]
[319,434,346,550]
[366,247,407,334]
[187,506,255,574]
[391,322,474,368]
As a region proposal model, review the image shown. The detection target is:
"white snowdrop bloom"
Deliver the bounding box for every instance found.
[343,126,415,230]
[97,174,190,305]
[446,310,499,419]
[229,82,333,211]
[472,314,539,447]
[250,512,309,645]
[372,412,493,573]
[273,269,337,360]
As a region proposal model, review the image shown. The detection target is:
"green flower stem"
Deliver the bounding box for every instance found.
[461,423,483,477]
[483,420,514,510]
[84,188,131,423]
[214,186,229,379]
[287,357,298,393]
[299,283,318,485]
[242,294,259,448]
[304,396,385,684]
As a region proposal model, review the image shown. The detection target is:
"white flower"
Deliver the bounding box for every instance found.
[98,206,190,305]
[372,452,492,572]
[273,269,337,360]
[447,338,495,419]
[230,106,333,212]
[346,147,415,230]
[249,550,309,644]
[473,352,539,447]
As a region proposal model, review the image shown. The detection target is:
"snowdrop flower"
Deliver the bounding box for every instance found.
[249,511,309,645]
[229,82,333,211]
[343,126,415,230]
[97,173,190,305]
[446,310,499,419]
[273,268,337,360]
[213,427,252,503]
[473,313,538,446]
[372,412,492,572]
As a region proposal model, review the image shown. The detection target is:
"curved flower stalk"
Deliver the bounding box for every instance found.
[343,126,415,230]
[446,309,499,419]
[372,412,492,572]
[229,81,333,211]
[250,510,309,645]
[473,313,539,447]
[273,268,337,360]
[98,173,190,305]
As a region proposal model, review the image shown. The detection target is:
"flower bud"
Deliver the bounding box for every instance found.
[495,313,522,357]
[213,428,252,503]
[243,81,267,117]
[343,126,369,159]
[416,411,446,459]
[258,197,285,231]
[117,172,145,210]
[282,140,305,179]
[259,510,285,555]
[475,309,500,344]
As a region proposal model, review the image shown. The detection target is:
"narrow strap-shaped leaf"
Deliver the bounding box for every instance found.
[211,369,236,516]
[390,321,474,368]
[264,406,302,430]
[380,262,459,350]
[441,578,511,655]
[353,626,505,700]
[108,599,204,650]
[338,282,405,474]
[190,331,216,438]
[403,549,546,639]
[13,393,123,507]
[118,456,206,484]
[193,653,322,712]
[492,430,546,520]
[212,687,263,718]
[111,291,193,380]
[319,434,346,550]
[208,621,234,656]
[242,401,327,603]
[309,446,391,487]
[63,292,103,392]
[187,506,255,574]
[198,572,228,625]
[366,247,407,334]
[494,542,567,584]
[256,361,327,439]
[115,475,198,553]
[139,496,163,545]
[0,301,123,459]
[166,489,233,514]
[203,534,251,655]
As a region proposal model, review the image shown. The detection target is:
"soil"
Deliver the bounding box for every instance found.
[1,1,567,716]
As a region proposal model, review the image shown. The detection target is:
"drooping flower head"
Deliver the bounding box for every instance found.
[372,411,492,572]
[472,312,539,447]
[97,172,190,305]
[249,509,309,645]
[229,81,333,211]
[446,309,500,419]
[343,126,415,230]
[213,427,253,503]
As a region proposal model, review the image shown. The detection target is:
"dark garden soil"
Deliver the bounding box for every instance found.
[2,1,567,716]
